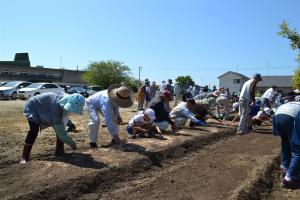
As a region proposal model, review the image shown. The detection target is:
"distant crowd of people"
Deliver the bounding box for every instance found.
[19,74,300,189]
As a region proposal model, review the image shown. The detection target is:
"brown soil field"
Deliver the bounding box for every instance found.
[0,100,299,199]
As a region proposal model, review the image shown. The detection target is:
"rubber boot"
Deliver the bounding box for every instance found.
[55,138,65,156]
[20,144,33,164]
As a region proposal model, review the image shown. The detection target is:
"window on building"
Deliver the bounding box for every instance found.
[47,74,60,78]
[19,72,28,76]
[29,73,39,77]
[2,71,9,75]
[233,79,240,84]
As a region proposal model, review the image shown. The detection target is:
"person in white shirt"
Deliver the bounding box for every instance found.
[170,98,206,128]
[174,82,181,107]
[251,107,273,127]
[261,85,277,109]
[272,101,300,188]
[85,84,134,148]
[237,73,262,135]
[127,108,162,139]
[215,90,231,120]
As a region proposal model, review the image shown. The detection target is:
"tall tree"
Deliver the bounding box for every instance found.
[175,75,195,86]
[82,60,132,89]
[278,21,300,89]
[278,21,300,62]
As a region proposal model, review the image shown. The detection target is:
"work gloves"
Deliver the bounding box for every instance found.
[196,120,206,126]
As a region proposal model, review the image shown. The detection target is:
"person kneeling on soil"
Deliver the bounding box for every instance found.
[251,107,273,127]
[127,108,163,139]
[148,90,178,133]
[272,101,300,189]
[169,98,206,128]
[20,92,85,164]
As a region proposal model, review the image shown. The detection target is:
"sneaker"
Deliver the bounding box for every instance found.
[281,178,300,189]
[171,130,177,135]
[129,135,137,139]
[280,168,287,177]
[111,139,116,145]
[89,142,98,148]
[237,131,249,135]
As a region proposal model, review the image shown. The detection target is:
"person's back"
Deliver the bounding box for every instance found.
[128,113,153,127]
[170,102,188,118]
[149,95,169,122]
[239,79,253,101]
[275,102,300,117]
[262,88,274,100]
[24,92,64,128]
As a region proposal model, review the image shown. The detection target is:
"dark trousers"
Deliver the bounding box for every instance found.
[25,121,40,145]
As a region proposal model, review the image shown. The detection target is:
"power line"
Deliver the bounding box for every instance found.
[131,65,298,71]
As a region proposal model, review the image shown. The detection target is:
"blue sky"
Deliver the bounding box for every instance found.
[1,0,300,87]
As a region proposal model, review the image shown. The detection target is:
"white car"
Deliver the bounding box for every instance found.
[0,81,32,99]
[17,83,65,99]
[86,86,101,96]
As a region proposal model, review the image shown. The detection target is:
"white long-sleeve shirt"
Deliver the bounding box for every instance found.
[86,90,120,136]
[275,102,300,118]
[169,102,198,123]
[261,88,276,101]
[239,79,255,101]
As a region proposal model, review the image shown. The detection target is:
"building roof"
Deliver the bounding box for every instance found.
[257,76,293,87]
[218,71,249,79]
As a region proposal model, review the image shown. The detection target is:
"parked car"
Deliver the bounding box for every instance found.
[67,87,89,98]
[0,81,32,99]
[0,82,7,87]
[17,82,65,99]
[86,86,102,96]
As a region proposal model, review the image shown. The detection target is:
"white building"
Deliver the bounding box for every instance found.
[257,75,293,94]
[218,71,293,95]
[218,71,249,94]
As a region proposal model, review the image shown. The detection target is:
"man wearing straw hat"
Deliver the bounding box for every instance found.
[86,84,134,148]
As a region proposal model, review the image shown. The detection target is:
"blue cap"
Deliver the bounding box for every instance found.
[253,73,262,81]
[59,93,85,115]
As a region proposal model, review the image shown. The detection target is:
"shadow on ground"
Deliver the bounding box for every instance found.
[43,152,107,169]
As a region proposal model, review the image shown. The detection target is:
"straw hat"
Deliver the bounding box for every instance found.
[108,84,134,108]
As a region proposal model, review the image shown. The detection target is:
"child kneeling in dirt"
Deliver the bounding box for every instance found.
[251,107,273,127]
[127,108,163,139]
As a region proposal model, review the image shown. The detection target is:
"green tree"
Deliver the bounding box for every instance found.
[278,21,300,62]
[175,75,195,86]
[293,68,300,89]
[123,77,141,93]
[82,60,133,89]
[278,21,300,89]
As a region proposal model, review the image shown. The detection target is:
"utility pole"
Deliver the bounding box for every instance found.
[59,56,63,82]
[138,66,142,82]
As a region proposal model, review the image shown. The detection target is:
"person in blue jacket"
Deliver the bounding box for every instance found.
[20,92,85,164]
[273,101,300,189]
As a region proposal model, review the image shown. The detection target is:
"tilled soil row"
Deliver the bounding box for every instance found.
[90,128,280,200]
[228,154,280,200]
[5,125,236,200]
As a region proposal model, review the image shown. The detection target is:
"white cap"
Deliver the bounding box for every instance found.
[144,108,156,120]
[263,107,272,115]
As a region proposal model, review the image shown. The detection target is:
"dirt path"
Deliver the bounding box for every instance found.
[80,127,280,200]
[2,101,297,199]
